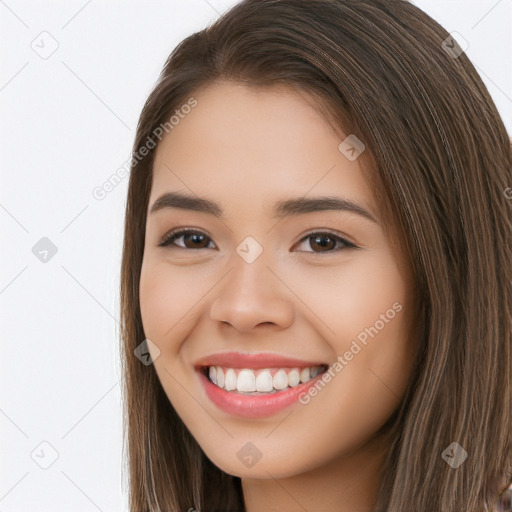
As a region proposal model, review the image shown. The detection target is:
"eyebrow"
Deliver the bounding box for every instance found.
[149,191,378,223]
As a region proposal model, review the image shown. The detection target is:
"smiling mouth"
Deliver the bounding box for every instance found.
[202,364,329,395]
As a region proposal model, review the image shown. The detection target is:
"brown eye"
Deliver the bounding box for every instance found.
[159,229,215,249]
[158,229,356,253]
[295,232,356,253]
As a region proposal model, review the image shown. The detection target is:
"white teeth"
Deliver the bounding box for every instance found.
[288,368,300,387]
[207,364,325,393]
[237,369,256,392]
[300,367,310,383]
[255,370,274,392]
[224,368,237,391]
[217,367,225,388]
[273,369,288,390]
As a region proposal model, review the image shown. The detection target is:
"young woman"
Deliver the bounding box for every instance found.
[119,0,512,510]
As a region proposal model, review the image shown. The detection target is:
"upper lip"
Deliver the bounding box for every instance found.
[195,351,327,370]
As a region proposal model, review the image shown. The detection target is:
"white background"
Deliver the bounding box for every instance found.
[1,1,511,510]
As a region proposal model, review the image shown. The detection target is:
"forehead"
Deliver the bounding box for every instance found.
[150,80,377,219]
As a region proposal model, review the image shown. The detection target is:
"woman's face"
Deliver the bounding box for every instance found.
[139,80,417,479]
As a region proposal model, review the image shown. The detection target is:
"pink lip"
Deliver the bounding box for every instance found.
[195,351,328,419]
[194,351,326,370]
[198,370,325,418]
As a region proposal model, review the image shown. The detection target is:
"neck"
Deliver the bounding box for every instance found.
[241,432,388,512]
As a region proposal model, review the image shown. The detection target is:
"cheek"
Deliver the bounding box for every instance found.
[288,251,415,399]
[138,259,204,401]
[139,262,169,340]
[291,251,408,342]
[139,259,200,344]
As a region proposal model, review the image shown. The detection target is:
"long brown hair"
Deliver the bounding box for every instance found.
[120,0,512,510]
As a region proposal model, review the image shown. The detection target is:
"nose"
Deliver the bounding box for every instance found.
[209,250,294,333]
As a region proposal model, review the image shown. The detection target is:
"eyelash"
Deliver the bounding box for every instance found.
[157,228,357,253]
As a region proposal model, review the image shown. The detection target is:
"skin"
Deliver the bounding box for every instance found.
[139,80,418,512]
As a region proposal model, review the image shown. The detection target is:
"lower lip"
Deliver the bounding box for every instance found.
[198,369,324,418]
